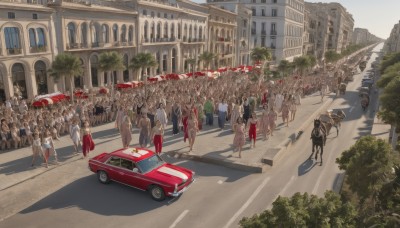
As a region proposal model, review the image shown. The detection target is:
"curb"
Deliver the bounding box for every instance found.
[167,151,267,173]
[262,96,335,166]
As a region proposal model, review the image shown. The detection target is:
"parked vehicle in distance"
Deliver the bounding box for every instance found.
[88,147,195,201]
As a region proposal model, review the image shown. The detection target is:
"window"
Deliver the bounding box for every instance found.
[29,28,37,48]
[261,37,265,47]
[162,54,167,72]
[107,157,121,166]
[164,13,167,18]
[143,9,147,15]
[102,24,109,43]
[81,23,88,45]
[33,13,38,19]
[8,12,15,19]
[272,9,277,17]
[151,11,154,18]
[157,12,160,18]
[272,0,277,3]
[36,28,46,47]
[112,24,118,42]
[261,9,265,16]
[67,22,76,44]
[120,24,127,42]
[261,0,266,2]
[121,159,134,170]
[252,0,256,3]
[252,8,256,16]
[171,14,174,19]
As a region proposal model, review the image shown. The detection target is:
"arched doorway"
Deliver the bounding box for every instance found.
[74,59,84,88]
[34,60,48,95]
[90,55,99,87]
[11,63,27,98]
[123,54,129,82]
[0,71,6,101]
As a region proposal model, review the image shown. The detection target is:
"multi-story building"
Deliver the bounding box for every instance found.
[352,28,381,45]
[386,21,400,53]
[49,0,138,91]
[0,1,56,101]
[305,2,354,60]
[201,1,252,66]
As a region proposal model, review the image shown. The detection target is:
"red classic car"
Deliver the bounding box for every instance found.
[88,148,195,201]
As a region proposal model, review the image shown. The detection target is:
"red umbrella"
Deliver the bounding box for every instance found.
[99,87,108,94]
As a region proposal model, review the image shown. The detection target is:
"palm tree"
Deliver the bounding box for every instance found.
[293,56,311,76]
[325,50,340,64]
[307,55,317,69]
[129,52,158,100]
[198,51,215,70]
[48,53,83,103]
[186,58,196,76]
[250,47,272,78]
[278,60,291,78]
[98,51,125,99]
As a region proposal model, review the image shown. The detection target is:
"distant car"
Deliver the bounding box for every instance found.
[88,148,195,201]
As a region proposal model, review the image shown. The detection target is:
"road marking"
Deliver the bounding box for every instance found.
[223,177,271,228]
[173,160,186,165]
[169,210,189,228]
[349,106,355,113]
[218,180,224,184]
[278,176,296,196]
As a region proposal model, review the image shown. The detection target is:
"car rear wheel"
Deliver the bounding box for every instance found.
[149,185,165,201]
[97,170,110,184]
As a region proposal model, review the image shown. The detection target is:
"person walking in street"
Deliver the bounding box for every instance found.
[188,112,198,152]
[155,103,168,129]
[31,131,46,167]
[151,120,164,154]
[268,106,278,136]
[233,117,245,158]
[196,98,204,131]
[81,121,95,159]
[204,97,214,126]
[247,112,258,148]
[230,99,243,132]
[120,115,132,148]
[70,119,81,155]
[281,96,290,127]
[260,105,270,140]
[289,95,297,122]
[115,106,124,132]
[242,97,250,125]
[42,129,58,166]
[171,100,181,135]
[138,113,151,147]
[218,98,228,130]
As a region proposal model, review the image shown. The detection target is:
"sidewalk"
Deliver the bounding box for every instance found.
[0,93,335,192]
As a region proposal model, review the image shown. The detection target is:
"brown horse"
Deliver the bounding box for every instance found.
[310,119,327,165]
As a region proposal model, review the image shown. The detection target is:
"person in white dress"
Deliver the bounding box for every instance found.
[70,119,81,155]
[155,103,168,129]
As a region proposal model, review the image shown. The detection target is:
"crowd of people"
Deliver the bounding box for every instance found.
[0,67,342,168]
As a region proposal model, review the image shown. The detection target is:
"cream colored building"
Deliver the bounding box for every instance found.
[305,2,354,60]
[352,28,381,46]
[0,1,56,100]
[386,21,400,53]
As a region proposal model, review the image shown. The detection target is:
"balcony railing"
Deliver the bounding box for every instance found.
[30,46,47,53]
[92,42,100,48]
[251,29,256,35]
[261,30,267,35]
[216,37,231,42]
[80,43,88,48]
[144,37,178,43]
[7,48,22,55]
[270,30,277,35]
[66,43,79,50]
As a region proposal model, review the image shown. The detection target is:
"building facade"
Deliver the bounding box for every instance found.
[386,21,400,53]
[304,2,354,60]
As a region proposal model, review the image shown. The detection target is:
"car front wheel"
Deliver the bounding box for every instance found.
[97,170,110,184]
[149,185,165,201]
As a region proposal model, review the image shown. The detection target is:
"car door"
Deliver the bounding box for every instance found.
[120,159,147,190]
[105,156,123,181]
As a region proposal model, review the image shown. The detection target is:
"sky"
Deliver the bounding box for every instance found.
[193,0,400,39]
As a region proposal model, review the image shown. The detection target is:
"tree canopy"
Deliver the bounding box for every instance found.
[198,51,215,70]
[250,47,271,64]
[377,62,400,89]
[325,50,341,63]
[129,52,158,80]
[380,52,400,74]
[293,56,311,76]
[98,51,125,74]
[48,53,82,103]
[239,191,358,228]
[379,75,400,126]
[277,60,292,78]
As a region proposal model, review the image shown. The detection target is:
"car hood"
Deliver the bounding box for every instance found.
[148,164,193,185]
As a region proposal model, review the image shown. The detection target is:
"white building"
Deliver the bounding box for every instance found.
[386,21,400,53]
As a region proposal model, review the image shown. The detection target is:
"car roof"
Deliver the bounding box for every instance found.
[110,148,155,162]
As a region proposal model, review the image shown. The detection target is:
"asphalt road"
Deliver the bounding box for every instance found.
[0,44,383,228]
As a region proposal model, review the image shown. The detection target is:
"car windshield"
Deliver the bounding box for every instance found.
[137,155,165,173]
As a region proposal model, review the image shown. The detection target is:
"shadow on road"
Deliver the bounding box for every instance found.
[298,157,317,176]
[20,176,167,216]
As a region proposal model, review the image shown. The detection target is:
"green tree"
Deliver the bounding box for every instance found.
[198,51,215,70]
[186,58,196,76]
[240,191,357,228]
[250,47,271,80]
[129,52,158,81]
[325,50,341,64]
[48,53,83,103]
[98,51,125,98]
[379,76,400,127]
[307,55,317,69]
[293,56,311,76]
[336,136,397,204]
[380,52,400,74]
[377,62,400,88]
[278,60,292,78]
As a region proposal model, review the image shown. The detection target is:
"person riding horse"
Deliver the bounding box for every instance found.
[361,95,369,111]
[310,119,327,165]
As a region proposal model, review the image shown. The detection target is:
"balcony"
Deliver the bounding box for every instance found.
[80,43,88,48]
[121,42,128,46]
[7,48,22,55]
[113,42,120,47]
[216,37,232,42]
[251,29,256,35]
[30,46,47,53]
[270,30,277,36]
[66,43,79,50]
[92,42,100,48]
[261,30,267,36]
[143,37,178,44]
